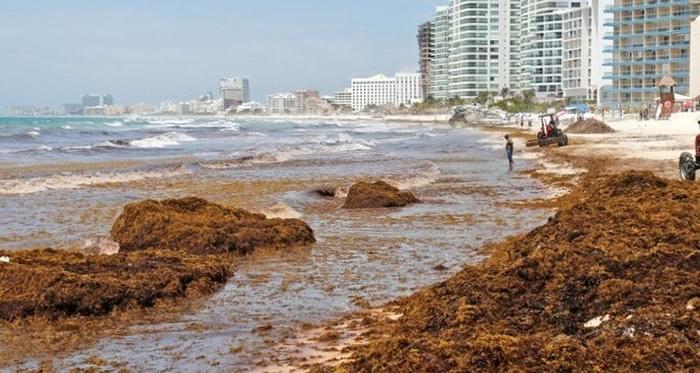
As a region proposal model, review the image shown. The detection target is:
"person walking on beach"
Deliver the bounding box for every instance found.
[505,135,514,171]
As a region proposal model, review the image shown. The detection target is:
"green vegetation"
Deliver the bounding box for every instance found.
[408,90,597,115]
[410,96,467,112]
[491,90,573,114]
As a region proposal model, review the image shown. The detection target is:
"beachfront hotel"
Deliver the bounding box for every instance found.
[266,93,297,114]
[520,0,583,98]
[560,0,608,104]
[333,88,352,108]
[603,0,700,109]
[447,0,522,98]
[351,73,423,111]
[219,77,250,111]
[423,0,567,100]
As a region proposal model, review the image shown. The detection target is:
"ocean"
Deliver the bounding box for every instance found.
[1,116,555,369]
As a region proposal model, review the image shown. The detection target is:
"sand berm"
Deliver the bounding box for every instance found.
[328,171,700,372]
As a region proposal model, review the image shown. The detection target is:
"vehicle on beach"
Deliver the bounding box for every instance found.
[678,120,700,181]
[526,112,569,147]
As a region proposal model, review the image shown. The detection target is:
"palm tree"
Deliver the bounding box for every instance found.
[501,87,510,98]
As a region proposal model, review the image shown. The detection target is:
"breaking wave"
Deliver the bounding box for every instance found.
[390,162,441,190]
[199,133,375,170]
[0,166,192,195]
[130,132,197,148]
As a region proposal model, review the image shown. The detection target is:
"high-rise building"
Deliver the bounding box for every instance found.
[82,94,101,108]
[603,0,700,109]
[687,15,700,99]
[521,0,580,98]
[429,6,452,99]
[560,0,607,104]
[395,73,424,106]
[352,74,396,111]
[81,94,113,108]
[446,0,522,99]
[103,94,114,106]
[351,73,423,111]
[417,22,434,99]
[219,78,250,111]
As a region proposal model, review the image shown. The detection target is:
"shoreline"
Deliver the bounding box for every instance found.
[2,113,698,369]
[258,113,700,370]
[0,117,556,369]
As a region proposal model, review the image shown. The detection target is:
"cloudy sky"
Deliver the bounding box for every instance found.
[0,0,443,106]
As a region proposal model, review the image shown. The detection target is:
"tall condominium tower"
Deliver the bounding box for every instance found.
[448,0,522,98]
[429,6,452,99]
[560,0,607,104]
[521,0,580,98]
[603,0,700,109]
[219,77,250,111]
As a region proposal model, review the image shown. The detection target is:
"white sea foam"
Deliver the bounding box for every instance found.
[0,167,191,195]
[27,130,41,137]
[130,132,197,148]
[260,202,302,219]
[242,131,267,137]
[199,138,373,170]
[105,121,124,127]
[391,162,441,190]
[148,118,194,125]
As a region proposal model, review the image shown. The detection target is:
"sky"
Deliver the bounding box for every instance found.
[0,0,444,107]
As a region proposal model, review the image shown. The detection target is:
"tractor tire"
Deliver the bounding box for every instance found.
[679,152,696,181]
[558,135,568,147]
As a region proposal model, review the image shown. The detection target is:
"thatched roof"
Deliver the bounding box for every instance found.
[657,76,677,87]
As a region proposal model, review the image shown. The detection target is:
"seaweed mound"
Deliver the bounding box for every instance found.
[343,171,700,372]
[566,118,615,134]
[312,185,337,198]
[111,197,315,255]
[0,249,232,321]
[343,181,419,209]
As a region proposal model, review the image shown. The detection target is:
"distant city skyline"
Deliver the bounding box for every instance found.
[0,0,444,107]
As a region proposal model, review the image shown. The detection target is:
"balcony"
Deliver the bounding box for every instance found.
[603,13,690,27]
[604,0,687,13]
[603,41,690,53]
[602,71,689,80]
[604,27,690,40]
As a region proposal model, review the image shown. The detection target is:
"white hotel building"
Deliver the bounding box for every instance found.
[560,0,607,103]
[266,93,297,114]
[691,15,700,99]
[351,73,423,111]
[448,0,522,98]
[520,0,583,98]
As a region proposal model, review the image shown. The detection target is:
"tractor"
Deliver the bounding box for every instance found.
[678,120,700,181]
[526,113,569,147]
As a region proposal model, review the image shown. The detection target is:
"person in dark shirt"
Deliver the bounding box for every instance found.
[505,135,514,171]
